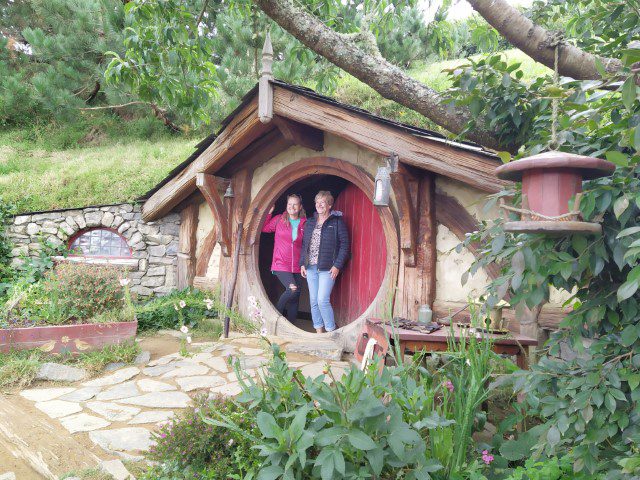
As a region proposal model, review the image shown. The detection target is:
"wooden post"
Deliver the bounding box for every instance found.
[259,32,273,124]
[196,173,232,256]
[418,173,437,307]
[177,203,198,289]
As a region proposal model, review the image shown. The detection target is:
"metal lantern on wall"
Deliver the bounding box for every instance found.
[495,151,615,235]
[373,165,391,206]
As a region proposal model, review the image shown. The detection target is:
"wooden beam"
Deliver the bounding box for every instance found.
[390,164,418,266]
[177,203,198,289]
[217,129,292,178]
[196,173,231,257]
[272,86,506,193]
[417,173,437,306]
[195,227,217,277]
[273,116,324,151]
[142,99,269,221]
[435,192,501,280]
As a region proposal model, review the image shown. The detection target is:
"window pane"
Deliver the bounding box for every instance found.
[69,229,131,257]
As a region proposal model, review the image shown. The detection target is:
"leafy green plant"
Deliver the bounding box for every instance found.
[134,288,218,331]
[208,336,502,480]
[144,395,261,480]
[0,198,17,297]
[504,455,601,480]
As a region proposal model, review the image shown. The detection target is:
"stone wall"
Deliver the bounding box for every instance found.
[7,203,180,297]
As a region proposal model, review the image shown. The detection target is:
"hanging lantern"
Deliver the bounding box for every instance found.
[373,165,391,206]
[495,151,615,235]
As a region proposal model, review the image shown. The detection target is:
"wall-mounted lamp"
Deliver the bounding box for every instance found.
[224,183,235,199]
[373,153,397,207]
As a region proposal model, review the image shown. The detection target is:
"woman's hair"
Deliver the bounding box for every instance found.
[314,190,334,207]
[280,193,306,224]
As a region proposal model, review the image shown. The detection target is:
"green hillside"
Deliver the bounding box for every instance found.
[0,50,549,214]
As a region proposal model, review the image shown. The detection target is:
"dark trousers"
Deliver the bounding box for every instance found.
[273,271,303,323]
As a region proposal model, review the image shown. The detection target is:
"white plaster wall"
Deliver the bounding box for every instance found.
[251,134,383,201]
[436,176,499,222]
[435,224,491,302]
[195,201,221,280]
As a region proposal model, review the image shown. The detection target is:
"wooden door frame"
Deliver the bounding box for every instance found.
[243,156,399,341]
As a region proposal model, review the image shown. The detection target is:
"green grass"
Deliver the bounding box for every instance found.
[0,340,141,390]
[0,114,197,213]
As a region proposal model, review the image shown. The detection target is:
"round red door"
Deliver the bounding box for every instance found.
[331,183,386,327]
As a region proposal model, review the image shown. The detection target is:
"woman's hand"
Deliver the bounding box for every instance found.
[268,205,275,214]
[330,266,339,280]
[300,265,307,278]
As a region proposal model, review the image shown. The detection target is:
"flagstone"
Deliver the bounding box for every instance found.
[136,379,176,392]
[200,356,230,372]
[128,410,175,425]
[59,386,102,402]
[60,413,111,433]
[142,365,175,377]
[82,367,140,387]
[86,401,140,422]
[34,400,82,419]
[161,364,209,378]
[100,459,133,480]
[20,387,76,402]
[176,375,226,392]
[210,382,242,397]
[288,361,310,368]
[299,363,328,379]
[134,350,151,365]
[239,347,264,356]
[191,352,214,363]
[240,356,269,369]
[147,353,179,367]
[227,369,257,382]
[36,362,87,382]
[96,381,140,401]
[119,391,192,408]
[89,427,155,453]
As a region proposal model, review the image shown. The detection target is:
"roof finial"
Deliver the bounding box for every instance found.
[261,31,273,79]
[259,32,274,123]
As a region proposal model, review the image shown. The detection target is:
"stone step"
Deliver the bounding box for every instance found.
[285,340,343,361]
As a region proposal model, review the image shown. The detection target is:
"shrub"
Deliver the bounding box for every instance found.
[135,288,219,331]
[37,262,125,324]
[144,395,261,479]
[504,455,602,480]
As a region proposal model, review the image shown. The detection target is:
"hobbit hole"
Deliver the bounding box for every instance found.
[257,174,386,331]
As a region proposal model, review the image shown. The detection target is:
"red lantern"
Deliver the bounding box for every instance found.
[495,151,615,235]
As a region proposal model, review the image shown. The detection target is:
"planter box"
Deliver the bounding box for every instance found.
[0,321,138,354]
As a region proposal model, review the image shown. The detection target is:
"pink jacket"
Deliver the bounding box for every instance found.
[262,214,307,273]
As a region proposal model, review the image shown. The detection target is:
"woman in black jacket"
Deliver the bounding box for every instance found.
[300,191,349,333]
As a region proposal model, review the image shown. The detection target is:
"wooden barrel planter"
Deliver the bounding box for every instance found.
[0,320,138,354]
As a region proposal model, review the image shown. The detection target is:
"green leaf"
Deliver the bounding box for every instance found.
[627,374,640,390]
[367,448,384,475]
[256,412,282,440]
[621,324,639,347]
[614,196,630,219]
[622,76,637,111]
[257,465,284,480]
[347,430,377,450]
[617,227,640,238]
[634,125,640,152]
[497,151,512,163]
[617,280,639,302]
[499,434,536,461]
[547,425,561,447]
[606,151,629,167]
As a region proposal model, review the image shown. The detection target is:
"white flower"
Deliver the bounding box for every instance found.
[186,336,192,344]
[466,359,471,366]
[119,278,130,286]
[260,327,268,336]
[180,325,189,334]
[204,298,214,310]
[179,300,186,309]
[228,439,234,447]
[174,304,179,311]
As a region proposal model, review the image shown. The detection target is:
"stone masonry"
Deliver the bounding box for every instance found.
[7,203,180,297]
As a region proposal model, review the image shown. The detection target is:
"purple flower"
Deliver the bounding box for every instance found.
[482,450,494,465]
[444,379,454,393]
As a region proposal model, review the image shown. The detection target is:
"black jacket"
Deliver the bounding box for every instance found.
[300,211,350,271]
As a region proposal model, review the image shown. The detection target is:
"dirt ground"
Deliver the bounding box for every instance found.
[0,334,183,479]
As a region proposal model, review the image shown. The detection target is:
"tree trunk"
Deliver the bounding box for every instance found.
[255,0,510,151]
[467,0,623,80]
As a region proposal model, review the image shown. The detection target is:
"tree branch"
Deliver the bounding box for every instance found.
[467,0,623,80]
[255,0,510,151]
[79,101,183,133]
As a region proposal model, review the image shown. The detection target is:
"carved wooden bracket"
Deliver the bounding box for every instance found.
[390,164,418,267]
[196,173,231,256]
[273,116,324,151]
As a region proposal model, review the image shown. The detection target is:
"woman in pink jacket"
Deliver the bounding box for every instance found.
[261,194,307,323]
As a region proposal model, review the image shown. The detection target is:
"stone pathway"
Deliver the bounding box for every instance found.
[14,335,350,478]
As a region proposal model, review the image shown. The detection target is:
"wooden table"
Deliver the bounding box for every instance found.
[367,319,538,369]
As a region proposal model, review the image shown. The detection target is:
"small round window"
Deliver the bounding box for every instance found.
[69,229,131,257]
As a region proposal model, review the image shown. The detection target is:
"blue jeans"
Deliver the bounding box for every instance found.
[305,265,336,331]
